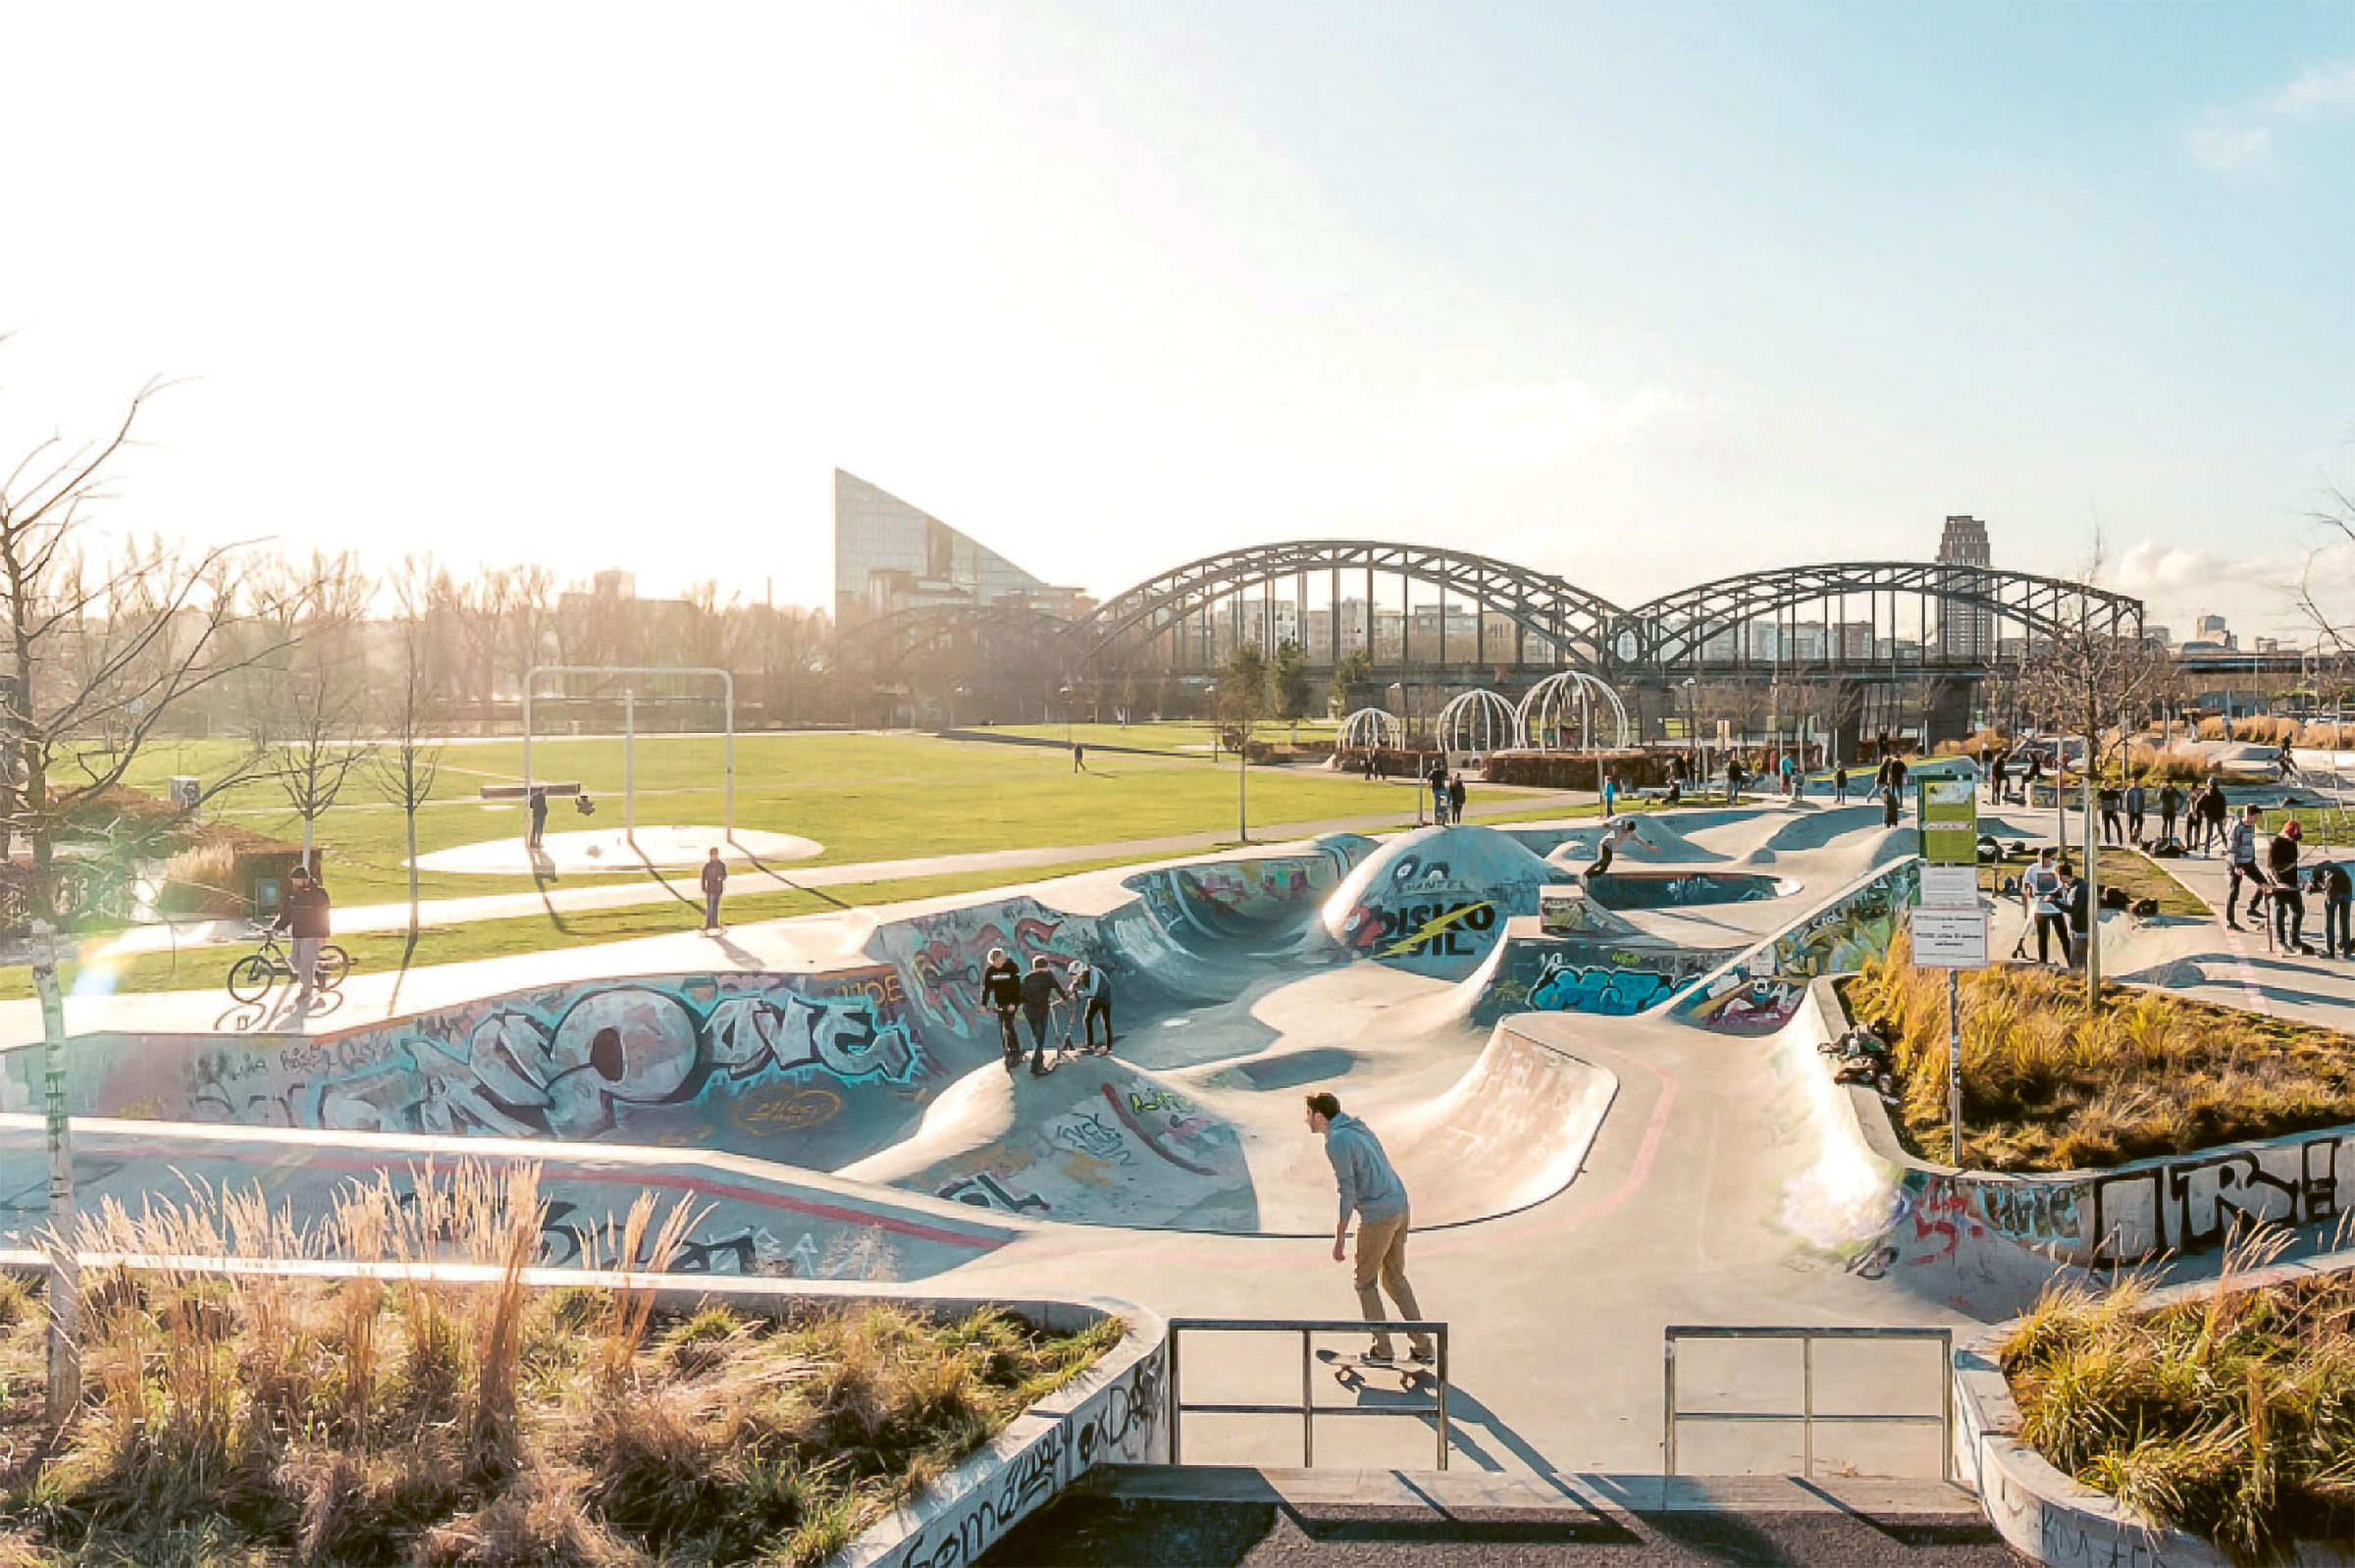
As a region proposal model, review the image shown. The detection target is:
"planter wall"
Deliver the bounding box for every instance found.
[1954,1250,2355,1567]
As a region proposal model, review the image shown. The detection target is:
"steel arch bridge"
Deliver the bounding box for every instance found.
[838,545,2147,685]
[1627,562,2144,670]
[1070,540,1630,674]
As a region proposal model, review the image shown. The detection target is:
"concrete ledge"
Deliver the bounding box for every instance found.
[1955,1250,2355,1568]
[1079,1464,1980,1516]
[1815,974,2355,1268]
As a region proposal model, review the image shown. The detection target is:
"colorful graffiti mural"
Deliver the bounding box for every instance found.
[1472,935,1725,1024]
[1584,871,1786,911]
[1325,827,1559,979]
[1681,861,1919,1034]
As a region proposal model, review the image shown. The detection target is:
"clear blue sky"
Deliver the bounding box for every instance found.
[3,0,2349,638]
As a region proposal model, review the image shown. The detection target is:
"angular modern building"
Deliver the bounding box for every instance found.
[1936,514,1995,660]
[831,470,1087,627]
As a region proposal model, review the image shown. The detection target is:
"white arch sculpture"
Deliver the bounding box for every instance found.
[1516,671,1632,753]
[1338,706,1404,753]
[1436,689,1523,758]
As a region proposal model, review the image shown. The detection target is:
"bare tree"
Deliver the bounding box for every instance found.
[369,557,445,938]
[0,372,285,1418]
[255,551,374,862]
[2016,547,2165,1002]
[2298,484,2355,657]
[501,563,556,705]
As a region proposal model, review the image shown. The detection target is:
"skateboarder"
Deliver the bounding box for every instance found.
[526,785,549,849]
[1306,1091,1433,1367]
[700,847,728,932]
[979,947,1023,1070]
[1018,956,1071,1075]
[1072,961,1115,1053]
[1587,817,1637,879]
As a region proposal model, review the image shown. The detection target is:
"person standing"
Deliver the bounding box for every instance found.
[2310,859,2353,959]
[2020,848,2067,967]
[979,948,1024,1071]
[700,848,728,933]
[1307,1092,1433,1368]
[2124,778,2146,844]
[277,863,333,1004]
[1779,752,1799,800]
[1427,758,1450,825]
[2023,751,2044,807]
[1018,956,1071,1074]
[2097,782,2123,847]
[2225,805,2265,929]
[1600,771,1616,819]
[2268,819,2311,954]
[1072,961,1116,1053]
[1990,752,2010,806]
[2159,782,2185,846]
[526,784,550,850]
[2198,779,2229,856]
[2056,860,2090,969]
[1073,742,1087,773]
[1724,755,1744,804]
[1833,764,1849,806]
[1448,773,1467,824]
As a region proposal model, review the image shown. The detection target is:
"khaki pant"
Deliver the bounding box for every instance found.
[1352,1210,1431,1358]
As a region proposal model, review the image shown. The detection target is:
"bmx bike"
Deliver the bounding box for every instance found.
[227,923,352,1003]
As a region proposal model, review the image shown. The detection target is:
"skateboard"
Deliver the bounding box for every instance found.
[1315,1346,1435,1387]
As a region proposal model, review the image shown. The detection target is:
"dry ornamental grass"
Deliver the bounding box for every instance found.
[1845,939,2355,1171]
[0,1165,1117,1566]
[2003,1235,2355,1564]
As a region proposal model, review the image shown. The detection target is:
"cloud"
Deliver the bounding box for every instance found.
[2104,537,2355,643]
[2186,58,2355,171]
[2108,540,2287,595]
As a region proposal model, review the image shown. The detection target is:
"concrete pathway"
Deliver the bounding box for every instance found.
[87,785,1589,959]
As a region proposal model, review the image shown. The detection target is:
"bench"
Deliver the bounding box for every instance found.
[479,782,584,801]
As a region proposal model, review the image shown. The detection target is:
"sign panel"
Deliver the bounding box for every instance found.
[1910,907,1989,969]
[1919,863,1980,910]
[1918,777,1978,868]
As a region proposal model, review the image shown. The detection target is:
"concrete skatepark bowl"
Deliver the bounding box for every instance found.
[7,797,2347,1479]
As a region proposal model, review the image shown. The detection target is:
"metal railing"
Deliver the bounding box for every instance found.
[1663,1326,1954,1481]
[1167,1317,1450,1470]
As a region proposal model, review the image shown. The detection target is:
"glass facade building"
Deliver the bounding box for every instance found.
[832,470,1086,627]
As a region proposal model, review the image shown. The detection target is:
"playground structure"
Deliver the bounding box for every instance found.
[1434,688,1521,760]
[1336,706,1405,753]
[1516,669,1633,754]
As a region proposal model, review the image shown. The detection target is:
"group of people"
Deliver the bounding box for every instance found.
[977,947,1117,1074]
[2224,805,2353,958]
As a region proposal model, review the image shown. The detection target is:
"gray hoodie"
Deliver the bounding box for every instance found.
[1324,1113,1408,1228]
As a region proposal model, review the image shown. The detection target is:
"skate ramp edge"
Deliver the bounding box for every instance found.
[1673,857,1921,1034]
[1385,1019,1617,1229]
[1450,918,1731,1026]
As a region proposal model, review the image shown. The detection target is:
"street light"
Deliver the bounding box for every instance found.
[1681,677,1699,774]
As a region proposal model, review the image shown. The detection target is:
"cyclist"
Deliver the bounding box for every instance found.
[278,864,333,1003]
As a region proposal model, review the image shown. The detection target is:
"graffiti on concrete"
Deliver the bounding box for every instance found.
[2089,1133,2343,1265]
[1131,852,1346,942]
[938,1171,1050,1216]
[1529,963,1678,1017]
[178,970,917,1142]
[1586,872,1783,911]
[875,1338,1164,1568]
[884,899,1083,1041]
[1686,862,1918,1034]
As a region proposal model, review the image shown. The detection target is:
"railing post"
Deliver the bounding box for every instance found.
[1940,1330,1956,1485]
[1168,1325,1182,1467]
[1801,1333,1816,1479]
[1662,1333,1678,1476]
[1301,1327,1314,1468]
[1437,1326,1450,1471]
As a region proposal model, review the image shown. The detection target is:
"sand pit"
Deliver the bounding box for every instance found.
[414,825,823,876]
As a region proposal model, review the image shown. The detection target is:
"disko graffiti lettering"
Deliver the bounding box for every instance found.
[175,971,918,1142]
[1686,862,1919,1034]
[875,1340,1164,1568]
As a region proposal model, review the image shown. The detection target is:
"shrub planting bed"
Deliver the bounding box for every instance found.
[1844,940,2355,1171]
[2001,1255,2355,1562]
[0,1170,1116,1566]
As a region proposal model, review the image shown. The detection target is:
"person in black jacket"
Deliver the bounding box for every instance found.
[2268,820,2311,954]
[1017,957,1071,1075]
[276,864,333,1003]
[2056,860,2090,968]
[2310,860,2353,959]
[978,948,1023,1071]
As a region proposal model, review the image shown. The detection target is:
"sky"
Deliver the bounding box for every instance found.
[2,0,2350,639]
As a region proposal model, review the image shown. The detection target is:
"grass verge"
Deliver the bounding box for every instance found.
[0,1165,1117,1566]
[1845,938,2355,1170]
[2002,1237,2355,1564]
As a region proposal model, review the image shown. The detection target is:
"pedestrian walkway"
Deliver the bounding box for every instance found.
[88,786,1590,959]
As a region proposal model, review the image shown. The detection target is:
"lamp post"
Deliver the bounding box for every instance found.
[1682,677,1699,776]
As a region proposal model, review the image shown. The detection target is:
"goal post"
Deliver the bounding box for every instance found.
[522,665,736,840]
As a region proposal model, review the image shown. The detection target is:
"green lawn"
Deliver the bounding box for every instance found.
[976,718,1340,755]
[107,731,1477,907]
